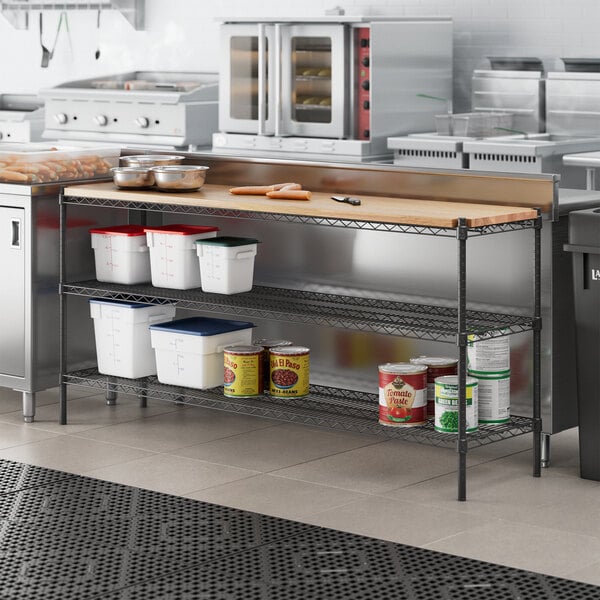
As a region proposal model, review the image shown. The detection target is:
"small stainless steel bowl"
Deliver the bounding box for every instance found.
[111,166,155,189]
[151,165,209,192]
[119,154,185,168]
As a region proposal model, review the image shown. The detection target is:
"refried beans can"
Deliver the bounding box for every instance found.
[410,356,458,419]
[378,363,427,426]
[253,339,293,392]
[269,346,310,398]
[223,345,264,398]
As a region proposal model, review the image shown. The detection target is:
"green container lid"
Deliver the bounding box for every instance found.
[195,236,260,247]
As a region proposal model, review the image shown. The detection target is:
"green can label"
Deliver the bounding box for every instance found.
[434,376,478,433]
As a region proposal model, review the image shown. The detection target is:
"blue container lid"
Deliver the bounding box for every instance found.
[89,298,153,309]
[149,316,255,336]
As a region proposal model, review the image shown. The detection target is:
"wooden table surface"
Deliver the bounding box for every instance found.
[64,181,539,229]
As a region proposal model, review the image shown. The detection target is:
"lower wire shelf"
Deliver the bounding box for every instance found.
[63,368,534,450]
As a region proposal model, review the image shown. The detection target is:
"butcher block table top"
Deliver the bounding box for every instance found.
[64,182,539,229]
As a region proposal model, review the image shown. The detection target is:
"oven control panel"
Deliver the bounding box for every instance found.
[43,98,217,146]
[356,26,370,141]
[0,120,44,143]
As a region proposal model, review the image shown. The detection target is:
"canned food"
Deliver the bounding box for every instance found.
[410,356,458,419]
[223,345,264,398]
[434,375,478,433]
[269,346,310,398]
[378,363,427,427]
[253,339,293,392]
[468,369,510,423]
[467,332,510,373]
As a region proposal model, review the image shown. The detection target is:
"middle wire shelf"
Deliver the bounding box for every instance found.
[62,280,535,343]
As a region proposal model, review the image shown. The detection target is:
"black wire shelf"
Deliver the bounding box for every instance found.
[63,368,533,450]
[62,280,535,342]
[61,195,538,237]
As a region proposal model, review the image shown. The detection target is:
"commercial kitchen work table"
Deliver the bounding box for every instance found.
[60,175,546,501]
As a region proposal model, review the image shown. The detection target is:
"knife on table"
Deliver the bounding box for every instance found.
[331,195,361,206]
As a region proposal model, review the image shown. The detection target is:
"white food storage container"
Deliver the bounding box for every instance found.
[89,225,151,284]
[149,316,255,389]
[144,224,219,290]
[0,143,118,184]
[90,299,176,379]
[195,236,260,294]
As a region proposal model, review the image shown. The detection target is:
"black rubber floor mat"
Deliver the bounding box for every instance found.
[0,459,598,600]
[0,458,77,495]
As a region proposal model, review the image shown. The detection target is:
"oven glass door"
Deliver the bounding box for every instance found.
[281,24,348,138]
[219,24,276,135]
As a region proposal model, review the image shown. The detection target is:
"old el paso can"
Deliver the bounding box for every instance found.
[253,338,293,392]
[410,356,458,419]
[269,346,310,398]
[378,363,427,426]
[223,345,264,398]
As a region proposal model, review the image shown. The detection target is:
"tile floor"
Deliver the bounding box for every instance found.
[1,385,599,588]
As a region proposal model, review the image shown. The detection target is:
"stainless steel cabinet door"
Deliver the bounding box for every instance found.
[0,206,24,377]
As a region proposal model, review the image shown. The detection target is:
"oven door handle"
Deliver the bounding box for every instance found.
[273,22,283,137]
[257,23,267,135]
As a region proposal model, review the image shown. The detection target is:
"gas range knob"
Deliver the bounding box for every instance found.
[135,117,150,129]
[54,113,68,125]
[94,114,108,126]
[0,132,3,140]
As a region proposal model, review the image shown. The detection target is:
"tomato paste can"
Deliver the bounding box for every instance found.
[467,332,510,373]
[269,346,310,398]
[434,375,478,433]
[409,356,458,419]
[223,345,264,398]
[378,363,427,427]
[253,338,293,392]
[468,369,511,424]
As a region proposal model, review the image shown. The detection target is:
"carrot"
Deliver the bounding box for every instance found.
[266,189,312,200]
[229,182,303,195]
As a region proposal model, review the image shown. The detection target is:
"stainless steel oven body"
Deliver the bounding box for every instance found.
[214,17,453,161]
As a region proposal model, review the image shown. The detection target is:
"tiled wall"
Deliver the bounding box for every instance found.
[1,0,598,111]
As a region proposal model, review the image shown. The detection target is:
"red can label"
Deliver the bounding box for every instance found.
[378,364,427,426]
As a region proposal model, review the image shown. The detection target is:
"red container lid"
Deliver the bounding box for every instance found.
[89,225,147,236]
[143,224,219,236]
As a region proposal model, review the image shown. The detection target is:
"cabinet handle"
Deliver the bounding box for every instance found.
[11,219,20,248]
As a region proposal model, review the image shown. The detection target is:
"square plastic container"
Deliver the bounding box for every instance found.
[144,224,219,290]
[149,316,255,389]
[0,143,118,184]
[195,236,260,294]
[89,225,151,284]
[89,299,176,379]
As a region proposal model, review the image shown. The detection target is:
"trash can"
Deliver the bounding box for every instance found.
[565,207,600,480]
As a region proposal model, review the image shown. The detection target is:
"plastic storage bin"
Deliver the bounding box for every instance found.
[89,225,151,284]
[195,236,260,294]
[564,207,600,481]
[0,143,118,183]
[90,299,176,378]
[150,316,255,389]
[144,224,219,290]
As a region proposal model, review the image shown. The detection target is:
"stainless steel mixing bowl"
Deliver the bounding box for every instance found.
[111,166,155,188]
[151,165,209,192]
[120,154,185,168]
